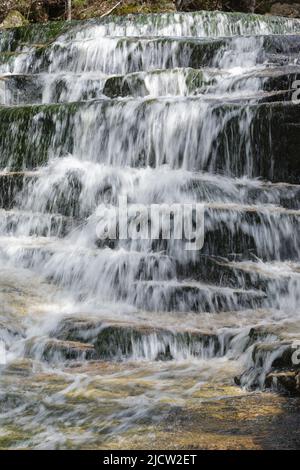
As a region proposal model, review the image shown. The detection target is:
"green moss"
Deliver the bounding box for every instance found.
[0,20,74,53]
[114,3,174,15]
[0,10,29,29]
[73,0,87,7]
[0,101,79,170]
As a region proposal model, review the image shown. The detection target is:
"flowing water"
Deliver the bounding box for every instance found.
[0,11,300,449]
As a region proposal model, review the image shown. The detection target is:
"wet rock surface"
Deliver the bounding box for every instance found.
[24,337,96,361]
[0,10,300,449]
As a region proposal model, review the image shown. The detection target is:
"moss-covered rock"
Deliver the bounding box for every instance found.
[0,101,79,170]
[0,20,73,53]
[0,1,31,24]
[103,68,210,98]
[0,10,29,29]
[51,316,224,360]
[1,99,299,183]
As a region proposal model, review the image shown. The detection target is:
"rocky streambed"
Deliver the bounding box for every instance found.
[0,10,300,449]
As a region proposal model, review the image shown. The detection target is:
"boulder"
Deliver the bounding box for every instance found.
[0,1,31,23]
[270,3,300,18]
[0,10,29,29]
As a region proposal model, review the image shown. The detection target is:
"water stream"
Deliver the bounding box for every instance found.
[0,10,300,449]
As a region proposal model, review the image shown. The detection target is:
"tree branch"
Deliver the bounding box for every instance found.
[100,1,123,18]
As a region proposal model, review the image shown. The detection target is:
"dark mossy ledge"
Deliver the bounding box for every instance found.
[95,203,300,262]
[0,172,37,209]
[50,316,223,361]
[2,67,300,106]
[0,99,299,182]
[3,34,300,77]
[255,101,300,183]
[203,206,300,261]
[0,101,78,170]
[0,20,74,53]
[103,68,210,98]
[0,69,211,105]
[41,314,300,395]
[0,37,228,75]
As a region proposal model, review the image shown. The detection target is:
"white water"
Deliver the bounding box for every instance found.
[0,11,300,449]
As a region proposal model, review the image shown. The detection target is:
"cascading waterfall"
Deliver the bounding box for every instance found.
[0,10,300,449]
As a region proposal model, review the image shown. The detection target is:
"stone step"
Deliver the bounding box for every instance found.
[93,202,300,261]
[214,259,300,283]
[0,37,226,75]
[101,70,294,102]
[8,164,299,218]
[24,337,96,362]
[193,259,300,311]
[54,11,300,42]
[0,68,212,105]
[50,315,232,361]
[0,21,72,53]
[265,370,300,395]
[131,280,266,313]
[0,238,177,288]
[0,72,107,106]
[229,65,300,93]
[2,66,299,106]
[177,255,297,283]
[186,175,300,211]
[3,34,300,76]
[203,203,300,261]
[0,233,266,312]
[0,209,75,238]
[221,320,300,395]
[0,236,70,274]
[1,200,298,268]
[2,231,296,309]
[0,99,299,183]
[2,11,300,55]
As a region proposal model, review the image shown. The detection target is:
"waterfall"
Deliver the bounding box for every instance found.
[0,10,300,449]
